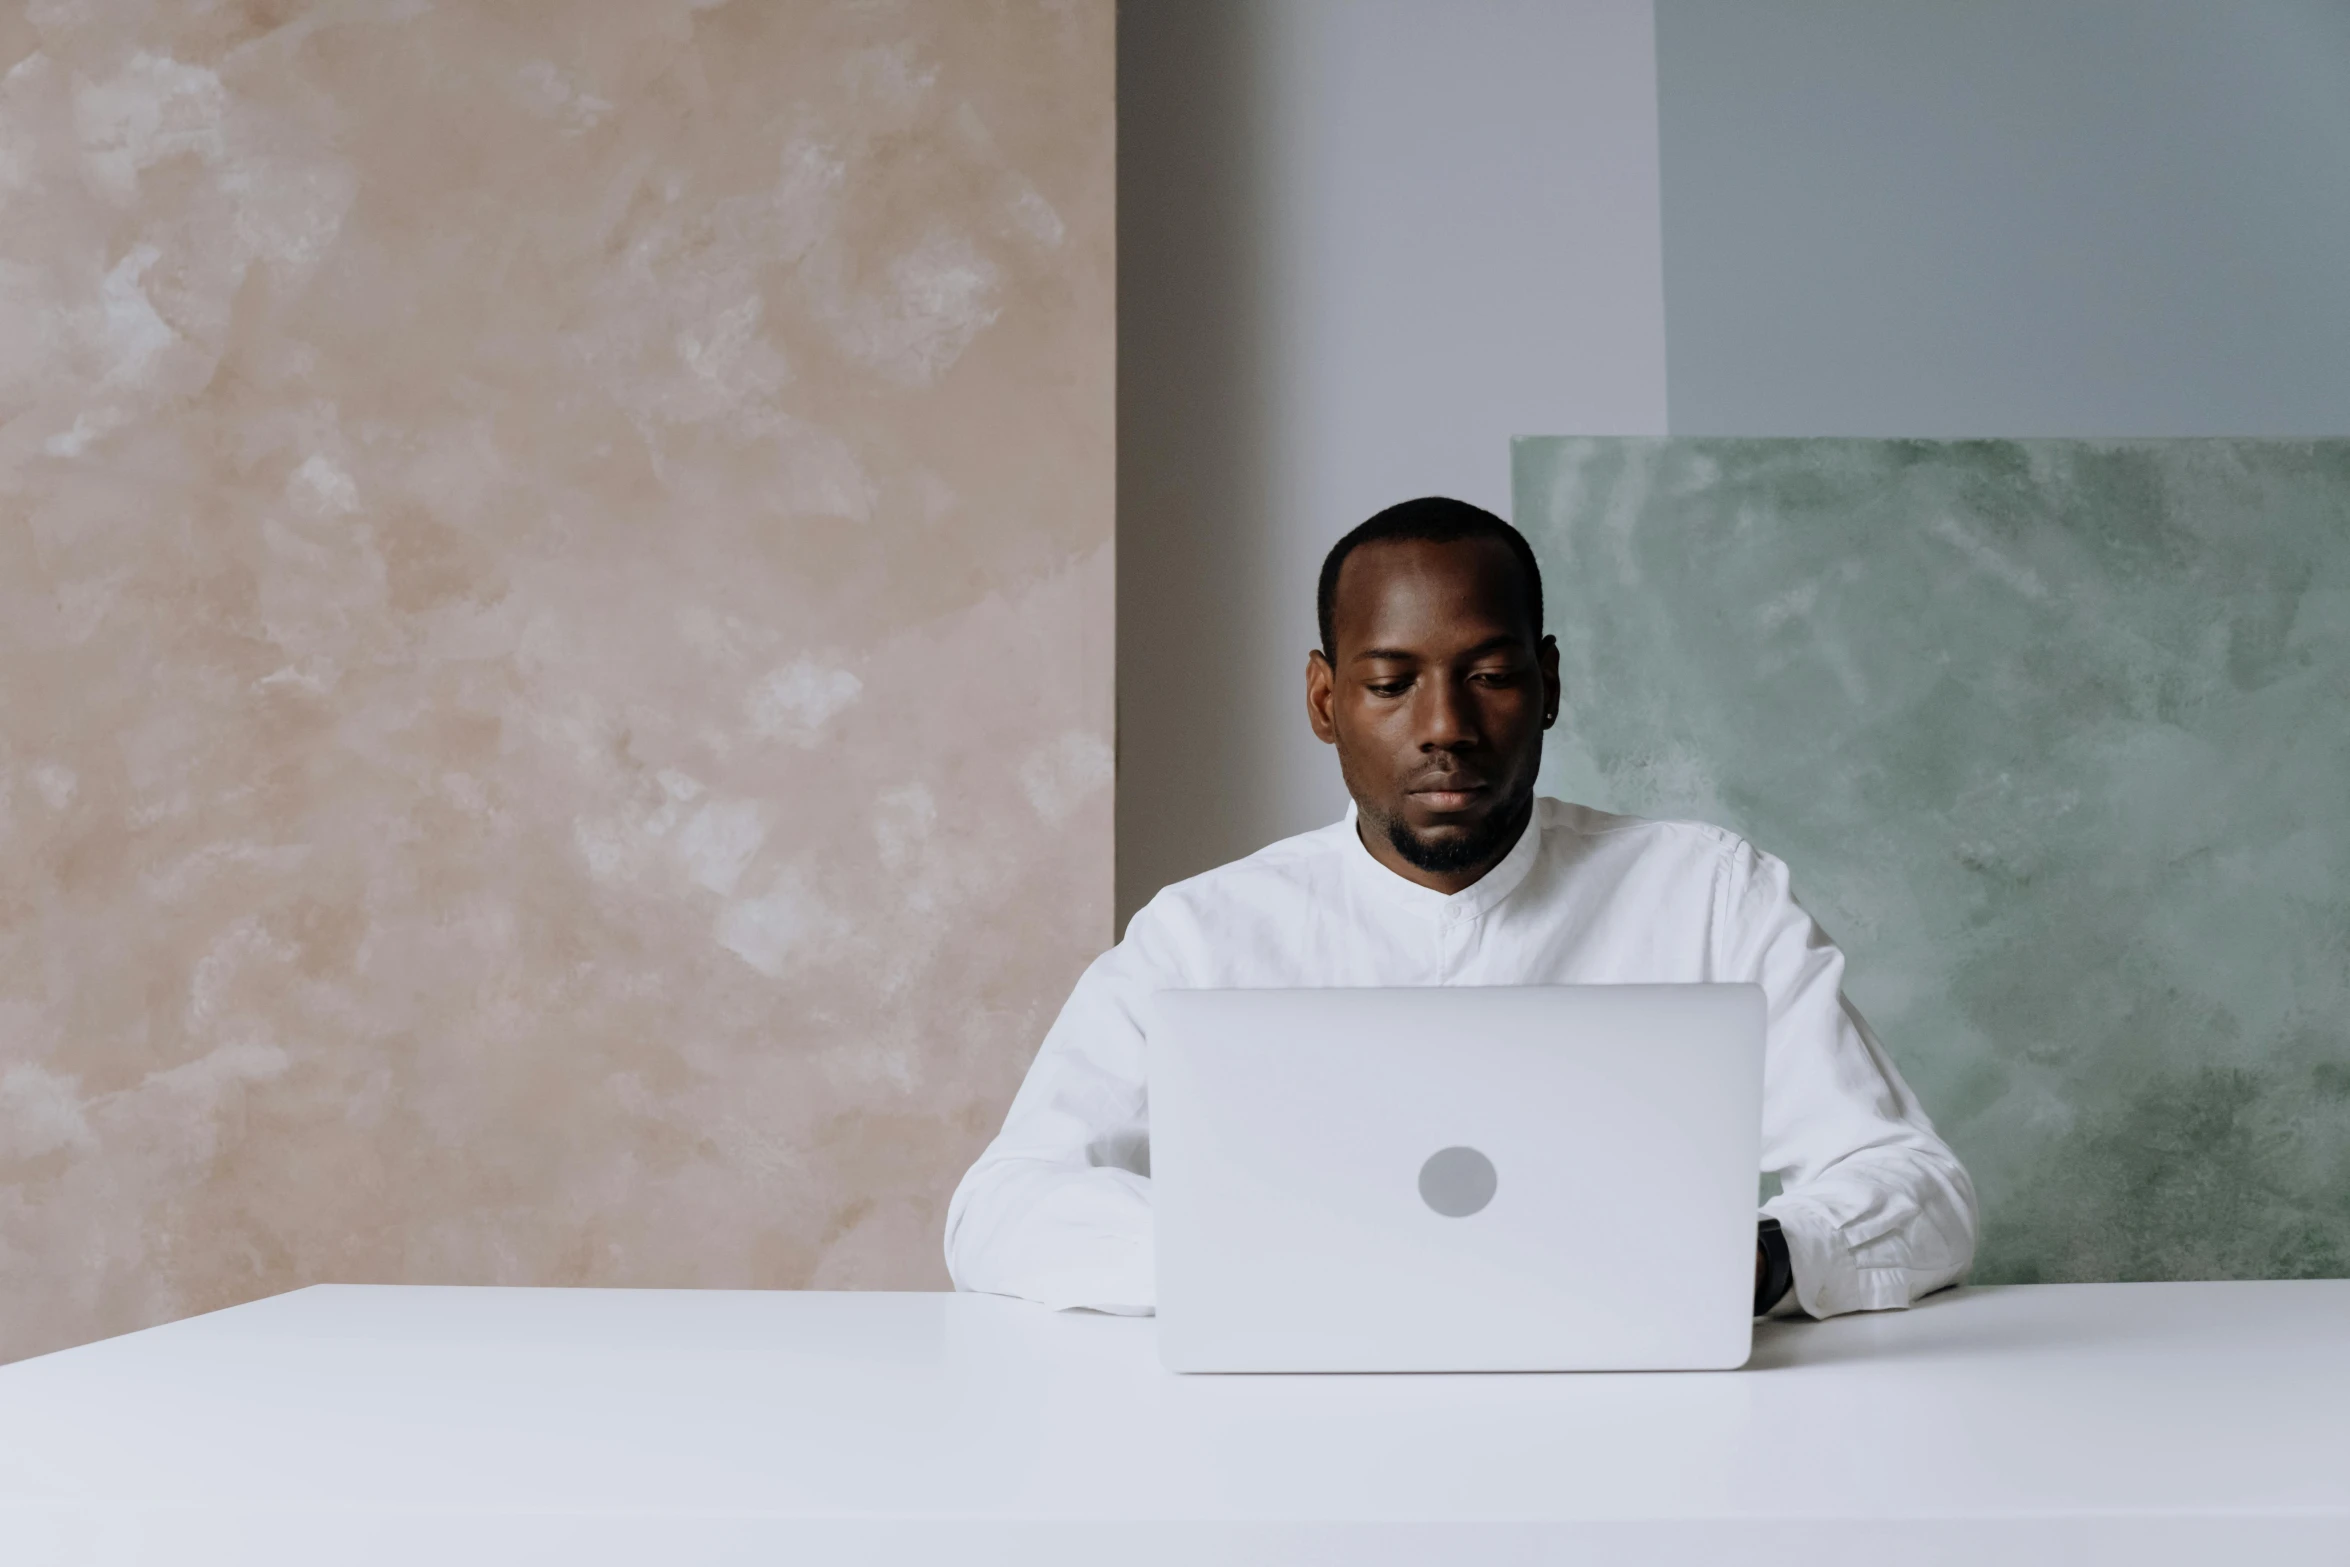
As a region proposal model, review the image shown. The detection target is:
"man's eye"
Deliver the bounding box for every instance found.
[1366,681,1411,698]
[1471,669,1521,686]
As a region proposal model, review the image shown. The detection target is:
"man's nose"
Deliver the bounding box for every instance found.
[1417,675,1478,750]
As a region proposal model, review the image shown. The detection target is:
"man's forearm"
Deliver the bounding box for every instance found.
[944,1156,1157,1313]
[1765,1144,1976,1317]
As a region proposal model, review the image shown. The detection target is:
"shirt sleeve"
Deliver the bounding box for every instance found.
[1720,839,1980,1319]
[941,909,1172,1314]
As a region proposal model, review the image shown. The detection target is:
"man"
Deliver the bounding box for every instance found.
[946,497,1976,1319]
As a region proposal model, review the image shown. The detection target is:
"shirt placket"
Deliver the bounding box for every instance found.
[1438,906,1473,982]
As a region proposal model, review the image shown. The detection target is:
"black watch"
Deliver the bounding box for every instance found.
[1754,1216,1793,1316]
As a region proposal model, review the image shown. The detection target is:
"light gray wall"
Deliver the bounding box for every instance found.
[1117,0,1669,925]
[1657,0,2350,436]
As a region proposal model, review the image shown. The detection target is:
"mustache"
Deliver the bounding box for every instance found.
[1405,765,1490,791]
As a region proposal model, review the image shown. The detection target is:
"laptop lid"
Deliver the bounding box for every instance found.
[1146,984,1765,1373]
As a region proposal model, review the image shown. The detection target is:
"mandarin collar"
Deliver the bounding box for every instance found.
[1340,800,1542,923]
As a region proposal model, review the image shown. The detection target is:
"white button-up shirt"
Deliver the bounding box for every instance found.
[946,798,1978,1319]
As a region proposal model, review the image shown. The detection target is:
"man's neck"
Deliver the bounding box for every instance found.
[1355,793,1534,896]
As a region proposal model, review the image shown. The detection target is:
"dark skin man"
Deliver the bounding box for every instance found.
[1305,534,1769,1292]
[951,499,1970,1319]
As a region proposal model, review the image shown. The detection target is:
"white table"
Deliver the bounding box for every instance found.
[1,1280,2344,1565]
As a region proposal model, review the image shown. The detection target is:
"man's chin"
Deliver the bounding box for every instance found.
[1385,815,1506,876]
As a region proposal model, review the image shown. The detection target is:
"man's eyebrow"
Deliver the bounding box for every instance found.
[1350,634,1524,664]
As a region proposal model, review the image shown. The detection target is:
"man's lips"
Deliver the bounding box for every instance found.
[1406,778,1489,812]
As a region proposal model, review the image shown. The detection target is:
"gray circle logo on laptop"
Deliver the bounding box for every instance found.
[1418,1146,1497,1218]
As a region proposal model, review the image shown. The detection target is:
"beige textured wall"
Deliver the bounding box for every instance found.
[0,0,1112,1362]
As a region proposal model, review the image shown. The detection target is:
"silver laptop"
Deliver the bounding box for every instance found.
[1146,984,1766,1373]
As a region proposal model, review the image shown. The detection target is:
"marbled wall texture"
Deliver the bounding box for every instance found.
[0,0,1112,1361]
[1517,438,2350,1285]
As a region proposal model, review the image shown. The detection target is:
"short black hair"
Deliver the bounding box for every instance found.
[1315,496,1545,660]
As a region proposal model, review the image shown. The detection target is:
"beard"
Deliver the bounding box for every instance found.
[1380,788,1533,876]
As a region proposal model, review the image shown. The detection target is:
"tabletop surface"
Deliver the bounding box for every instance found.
[2,1279,2347,1527]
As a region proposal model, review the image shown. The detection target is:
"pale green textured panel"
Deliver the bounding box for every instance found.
[1515,438,2350,1283]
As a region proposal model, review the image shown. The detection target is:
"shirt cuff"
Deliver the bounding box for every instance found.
[1763,1192,1916,1319]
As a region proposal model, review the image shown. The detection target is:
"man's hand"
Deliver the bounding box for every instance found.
[1753,1218,1793,1316]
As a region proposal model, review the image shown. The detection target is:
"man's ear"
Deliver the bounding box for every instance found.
[1305,649,1339,745]
[1539,634,1561,729]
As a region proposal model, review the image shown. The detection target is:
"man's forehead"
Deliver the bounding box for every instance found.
[1331,536,1532,650]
